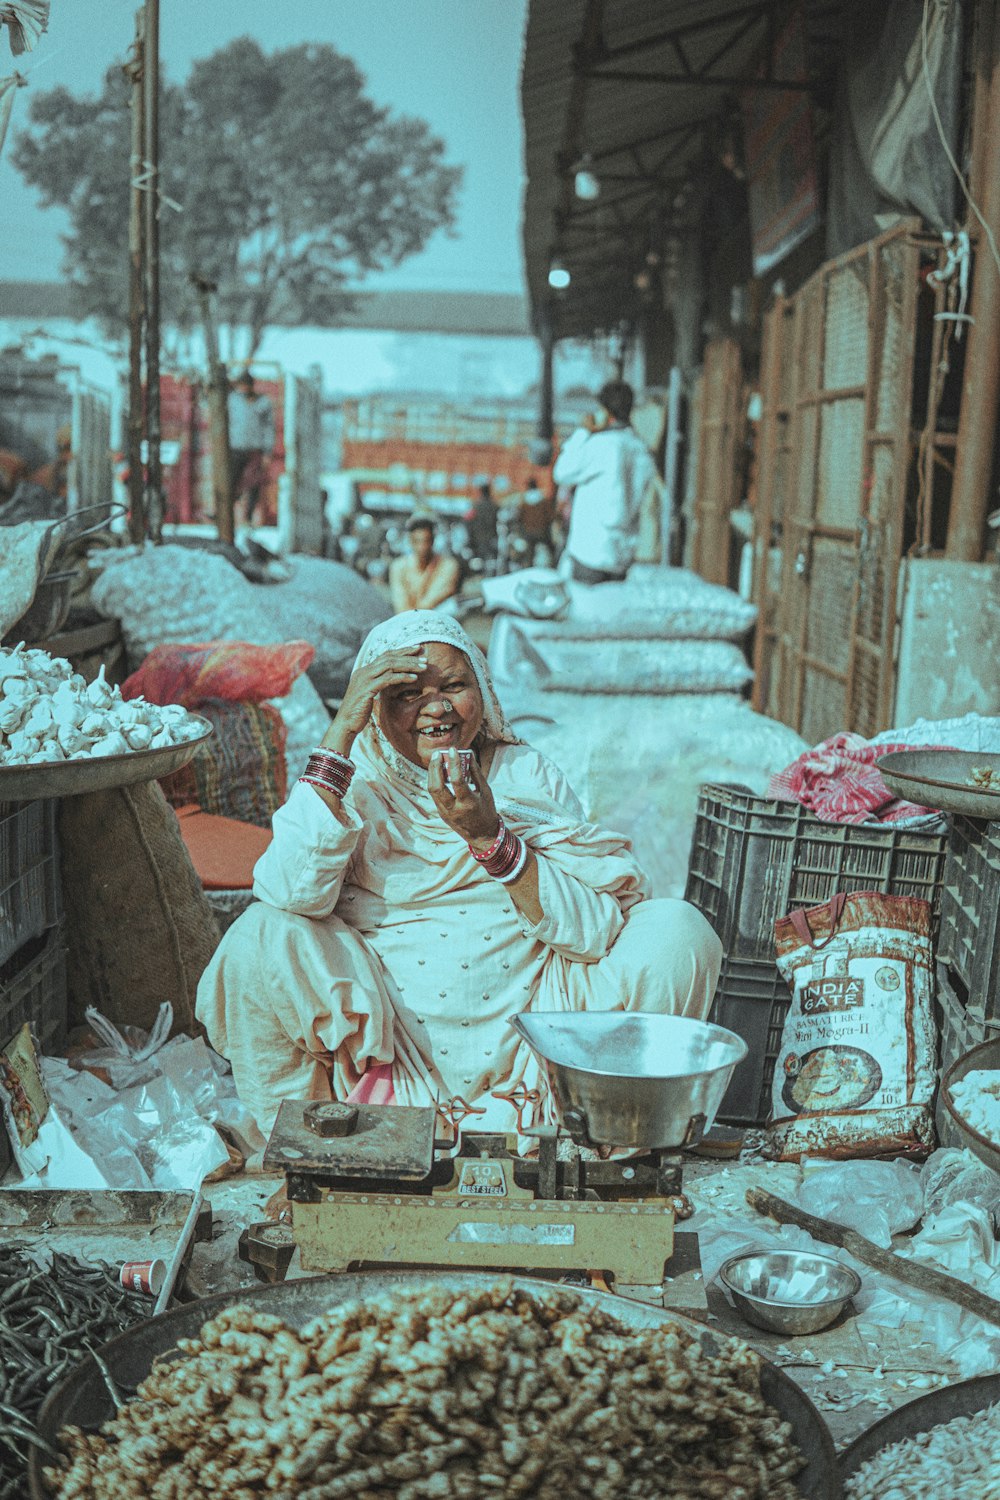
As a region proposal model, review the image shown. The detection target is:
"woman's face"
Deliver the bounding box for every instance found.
[378,642,485,768]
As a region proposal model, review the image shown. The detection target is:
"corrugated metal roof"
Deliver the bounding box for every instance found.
[0,283,531,337]
[521,0,847,340]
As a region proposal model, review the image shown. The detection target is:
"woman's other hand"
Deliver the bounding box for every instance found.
[324,647,427,756]
[428,746,500,845]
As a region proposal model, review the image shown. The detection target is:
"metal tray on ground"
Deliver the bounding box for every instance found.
[941,1036,1000,1176]
[0,1188,203,1317]
[877,750,1000,819]
[838,1374,1000,1484]
[0,717,212,802]
[29,1270,841,1499]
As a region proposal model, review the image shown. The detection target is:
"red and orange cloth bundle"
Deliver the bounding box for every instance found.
[122,641,317,888]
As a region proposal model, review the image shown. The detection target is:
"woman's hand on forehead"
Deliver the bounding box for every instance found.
[324,646,428,754]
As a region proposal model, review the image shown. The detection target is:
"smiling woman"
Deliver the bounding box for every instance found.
[195,611,724,1142]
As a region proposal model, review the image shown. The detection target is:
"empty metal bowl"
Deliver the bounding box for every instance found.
[509,1012,748,1150]
[720,1250,861,1336]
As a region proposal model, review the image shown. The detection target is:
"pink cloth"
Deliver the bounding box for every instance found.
[346,1062,396,1106]
[767,734,954,824]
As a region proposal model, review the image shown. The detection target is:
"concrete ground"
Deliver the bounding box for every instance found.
[185,1154,957,1456]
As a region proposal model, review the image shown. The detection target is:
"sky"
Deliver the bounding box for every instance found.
[0,0,529,294]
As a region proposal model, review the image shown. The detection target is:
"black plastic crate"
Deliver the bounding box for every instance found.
[710,954,790,1125]
[0,799,61,971]
[937,816,1000,1019]
[0,925,68,1055]
[685,785,947,964]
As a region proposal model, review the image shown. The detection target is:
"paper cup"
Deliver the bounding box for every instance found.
[119,1257,166,1296]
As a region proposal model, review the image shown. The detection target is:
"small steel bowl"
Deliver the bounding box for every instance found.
[720,1250,861,1336]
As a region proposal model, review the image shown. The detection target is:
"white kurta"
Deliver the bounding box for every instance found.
[196,744,723,1138]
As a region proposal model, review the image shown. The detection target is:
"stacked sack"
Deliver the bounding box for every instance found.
[487,565,757,698]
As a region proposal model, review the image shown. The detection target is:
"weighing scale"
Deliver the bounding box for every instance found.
[243,1012,748,1288]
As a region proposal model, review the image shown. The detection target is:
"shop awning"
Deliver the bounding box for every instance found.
[521,0,847,341]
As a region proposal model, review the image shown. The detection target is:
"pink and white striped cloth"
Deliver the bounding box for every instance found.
[767,732,954,824]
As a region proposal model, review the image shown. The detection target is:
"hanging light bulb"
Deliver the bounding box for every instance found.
[574,155,600,201]
[548,262,571,290]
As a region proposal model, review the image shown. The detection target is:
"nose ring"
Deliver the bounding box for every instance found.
[441,698,453,713]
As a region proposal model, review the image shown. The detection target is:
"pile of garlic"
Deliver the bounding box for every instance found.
[0,644,206,766]
[949,1069,1000,1147]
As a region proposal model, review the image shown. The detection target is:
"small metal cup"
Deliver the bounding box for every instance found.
[441,749,475,788]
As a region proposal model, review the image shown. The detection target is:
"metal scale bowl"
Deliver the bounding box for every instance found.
[251,1013,748,1288]
[510,1011,748,1150]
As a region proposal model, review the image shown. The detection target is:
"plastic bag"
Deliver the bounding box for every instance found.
[793,1158,924,1248]
[921,1147,1000,1230]
[73,1005,264,1156]
[123,640,316,707]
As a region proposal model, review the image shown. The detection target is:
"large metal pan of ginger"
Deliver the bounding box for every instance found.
[35,1273,837,1500]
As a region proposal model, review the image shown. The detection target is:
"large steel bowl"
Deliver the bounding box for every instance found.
[0,717,213,801]
[510,1012,749,1149]
[877,749,1000,819]
[838,1374,1000,1487]
[29,1271,840,1499]
[941,1036,1000,1176]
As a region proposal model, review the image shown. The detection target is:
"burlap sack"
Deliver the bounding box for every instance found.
[58,781,220,1035]
[158,699,287,828]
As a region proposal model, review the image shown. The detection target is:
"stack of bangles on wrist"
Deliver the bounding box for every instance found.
[299,747,356,800]
[469,816,528,883]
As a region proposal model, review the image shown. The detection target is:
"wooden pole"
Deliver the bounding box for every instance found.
[945,0,1000,560]
[125,9,146,545]
[192,274,235,544]
[532,311,555,467]
[143,0,163,542]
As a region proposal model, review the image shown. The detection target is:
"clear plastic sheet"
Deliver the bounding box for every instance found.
[921,1147,1000,1230]
[698,1153,1000,1378]
[9,1007,264,1191]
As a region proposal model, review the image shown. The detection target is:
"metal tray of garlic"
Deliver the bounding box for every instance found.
[0,645,212,801]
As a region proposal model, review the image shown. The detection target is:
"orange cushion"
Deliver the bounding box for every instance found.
[174,805,272,890]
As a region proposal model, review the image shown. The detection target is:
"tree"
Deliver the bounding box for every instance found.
[13,38,462,358]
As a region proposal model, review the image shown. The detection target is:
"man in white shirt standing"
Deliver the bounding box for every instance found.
[552,380,657,584]
[228,371,276,527]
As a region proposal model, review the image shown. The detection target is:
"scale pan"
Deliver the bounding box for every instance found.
[509,1012,748,1150]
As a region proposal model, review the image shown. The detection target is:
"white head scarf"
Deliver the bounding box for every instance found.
[349,609,649,891]
[352,610,524,794]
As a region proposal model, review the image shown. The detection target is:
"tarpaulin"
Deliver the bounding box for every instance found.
[826,0,962,257]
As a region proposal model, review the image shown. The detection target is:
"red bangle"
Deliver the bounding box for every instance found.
[304,750,355,797]
[307,748,354,779]
[475,823,525,879]
[494,836,528,884]
[470,817,506,864]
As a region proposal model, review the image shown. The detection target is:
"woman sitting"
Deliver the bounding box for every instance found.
[196,612,723,1141]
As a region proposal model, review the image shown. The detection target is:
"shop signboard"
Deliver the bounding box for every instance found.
[742,6,820,278]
